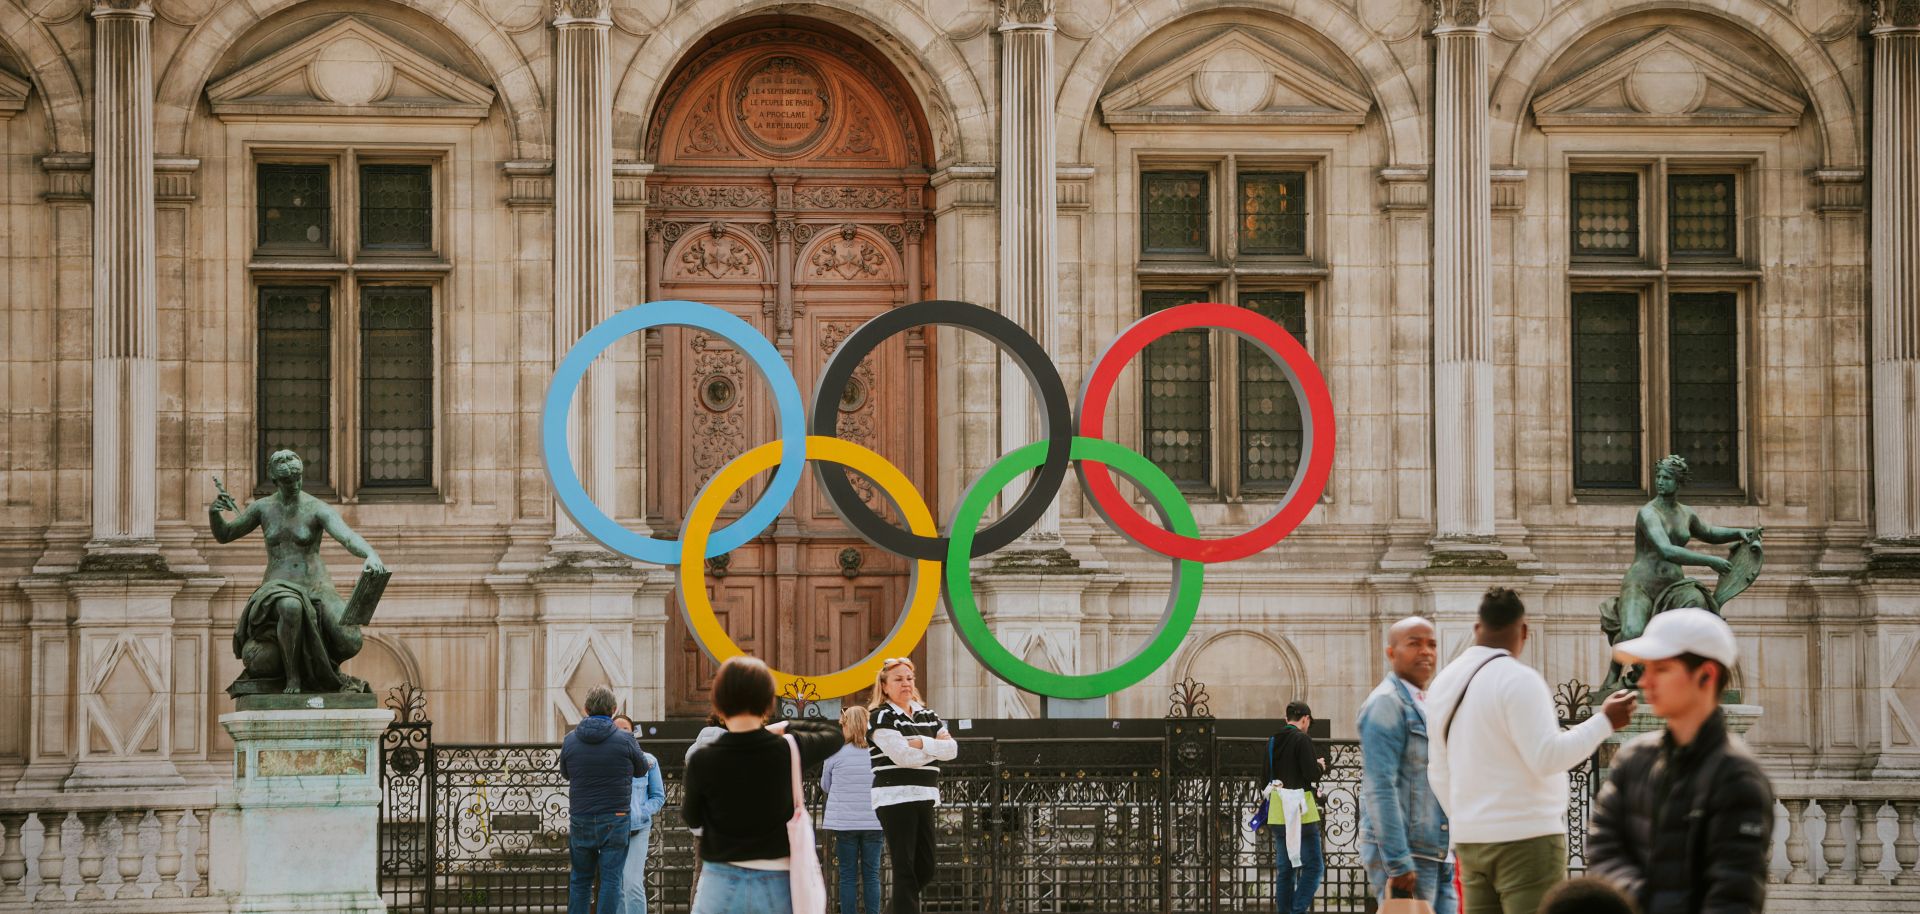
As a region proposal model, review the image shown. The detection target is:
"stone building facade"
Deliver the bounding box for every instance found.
[0,0,1917,800]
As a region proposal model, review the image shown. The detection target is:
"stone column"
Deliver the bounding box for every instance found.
[1429,0,1499,553]
[550,0,629,549]
[1871,0,1920,553]
[996,0,1063,551]
[89,0,160,558]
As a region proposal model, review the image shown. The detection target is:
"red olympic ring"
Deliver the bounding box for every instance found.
[1076,302,1336,563]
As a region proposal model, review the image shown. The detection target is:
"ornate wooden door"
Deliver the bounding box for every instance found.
[643,25,936,717]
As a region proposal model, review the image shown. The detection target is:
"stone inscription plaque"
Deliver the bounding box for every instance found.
[736,56,829,153]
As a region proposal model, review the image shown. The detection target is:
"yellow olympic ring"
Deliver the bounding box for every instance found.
[678,435,940,699]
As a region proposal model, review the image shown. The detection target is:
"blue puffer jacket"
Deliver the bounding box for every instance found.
[560,716,649,817]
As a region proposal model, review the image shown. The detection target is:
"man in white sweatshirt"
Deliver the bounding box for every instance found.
[1427,587,1636,914]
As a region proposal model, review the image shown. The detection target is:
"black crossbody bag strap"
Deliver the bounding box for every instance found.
[1442,653,1508,743]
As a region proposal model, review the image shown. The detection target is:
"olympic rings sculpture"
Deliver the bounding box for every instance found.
[543,299,1335,700]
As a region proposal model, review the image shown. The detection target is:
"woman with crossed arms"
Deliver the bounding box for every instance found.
[866,658,957,914]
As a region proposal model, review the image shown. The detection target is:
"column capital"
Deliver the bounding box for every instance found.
[998,0,1055,30]
[1431,0,1488,31]
[1871,0,1920,32]
[552,0,611,27]
[90,0,153,20]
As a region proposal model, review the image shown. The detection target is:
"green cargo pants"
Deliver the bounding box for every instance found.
[1454,834,1566,914]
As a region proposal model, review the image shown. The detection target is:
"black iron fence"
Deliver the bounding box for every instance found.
[378,686,1597,914]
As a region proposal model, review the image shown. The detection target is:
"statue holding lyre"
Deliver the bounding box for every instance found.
[209,450,390,697]
[1599,454,1764,693]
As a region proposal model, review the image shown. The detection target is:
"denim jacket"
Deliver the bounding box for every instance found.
[628,751,666,834]
[1356,675,1449,877]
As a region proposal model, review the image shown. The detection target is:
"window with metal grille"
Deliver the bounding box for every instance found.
[1668,175,1737,258]
[258,286,332,488]
[360,164,434,251]
[1142,290,1212,487]
[1571,173,1639,258]
[1237,172,1308,256]
[360,286,434,488]
[1571,292,1643,490]
[1668,292,1740,489]
[1141,172,1210,254]
[1238,291,1307,492]
[257,164,331,251]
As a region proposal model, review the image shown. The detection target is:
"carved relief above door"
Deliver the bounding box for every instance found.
[642,21,936,717]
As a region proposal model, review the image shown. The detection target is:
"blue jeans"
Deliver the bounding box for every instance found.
[1366,856,1458,914]
[621,825,652,914]
[569,813,630,914]
[691,860,791,914]
[1274,822,1324,914]
[835,830,884,914]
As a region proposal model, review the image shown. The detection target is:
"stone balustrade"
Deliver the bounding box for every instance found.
[1767,780,1920,912]
[0,789,216,912]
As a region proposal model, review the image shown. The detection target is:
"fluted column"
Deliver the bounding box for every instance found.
[551,0,627,544]
[997,0,1061,547]
[89,0,158,554]
[1871,0,1920,545]
[1430,0,1495,545]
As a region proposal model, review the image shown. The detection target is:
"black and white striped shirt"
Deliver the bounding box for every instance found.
[868,701,956,807]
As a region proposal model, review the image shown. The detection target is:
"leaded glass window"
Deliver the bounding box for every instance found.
[360,286,434,488]
[1142,290,1212,487]
[1237,172,1307,256]
[1668,292,1739,489]
[1238,291,1307,492]
[1668,175,1736,258]
[1141,172,1209,254]
[258,286,332,487]
[360,165,434,251]
[257,164,331,251]
[1571,173,1639,258]
[1571,292,1643,490]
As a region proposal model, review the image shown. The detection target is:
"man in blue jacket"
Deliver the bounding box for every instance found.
[560,686,650,914]
[1358,616,1455,913]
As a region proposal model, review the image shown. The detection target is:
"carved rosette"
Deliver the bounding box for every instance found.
[1431,0,1486,29]
[1872,0,1920,30]
[689,332,748,503]
[818,322,883,513]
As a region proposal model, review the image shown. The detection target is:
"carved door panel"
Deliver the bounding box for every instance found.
[646,27,937,717]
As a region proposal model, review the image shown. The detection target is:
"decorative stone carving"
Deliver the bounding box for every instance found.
[681,89,742,158]
[0,69,28,125]
[734,55,832,154]
[678,234,758,280]
[205,18,496,122]
[999,0,1054,27]
[689,333,748,500]
[1531,29,1806,131]
[650,184,772,209]
[809,227,889,280]
[1431,0,1485,29]
[1873,0,1920,30]
[793,185,907,209]
[92,0,152,12]
[551,0,611,24]
[829,97,880,157]
[1098,30,1371,128]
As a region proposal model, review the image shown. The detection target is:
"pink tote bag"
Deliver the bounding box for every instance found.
[784,734,827,914]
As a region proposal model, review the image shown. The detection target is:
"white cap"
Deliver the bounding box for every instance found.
[1613,608,1738,669]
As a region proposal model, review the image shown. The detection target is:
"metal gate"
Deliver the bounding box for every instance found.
[378,682,1598,914]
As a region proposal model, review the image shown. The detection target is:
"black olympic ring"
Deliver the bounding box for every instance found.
[809,300,1073,562]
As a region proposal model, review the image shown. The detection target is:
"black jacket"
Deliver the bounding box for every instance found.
[1588,709,1774,914]
[1265,724,1322,801]
[559,716,650,817]
[682,720,842,862]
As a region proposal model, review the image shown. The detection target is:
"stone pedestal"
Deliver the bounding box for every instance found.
[210,708,394,913]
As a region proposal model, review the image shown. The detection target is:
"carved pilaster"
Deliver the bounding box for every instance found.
[88,0,160,555]
[1430,0,1497,549]
[551,0,636,548]
[997,1,1063,547]
[1871,11,1920,548]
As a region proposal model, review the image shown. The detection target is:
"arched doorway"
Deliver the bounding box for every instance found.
[642,20,936,717]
